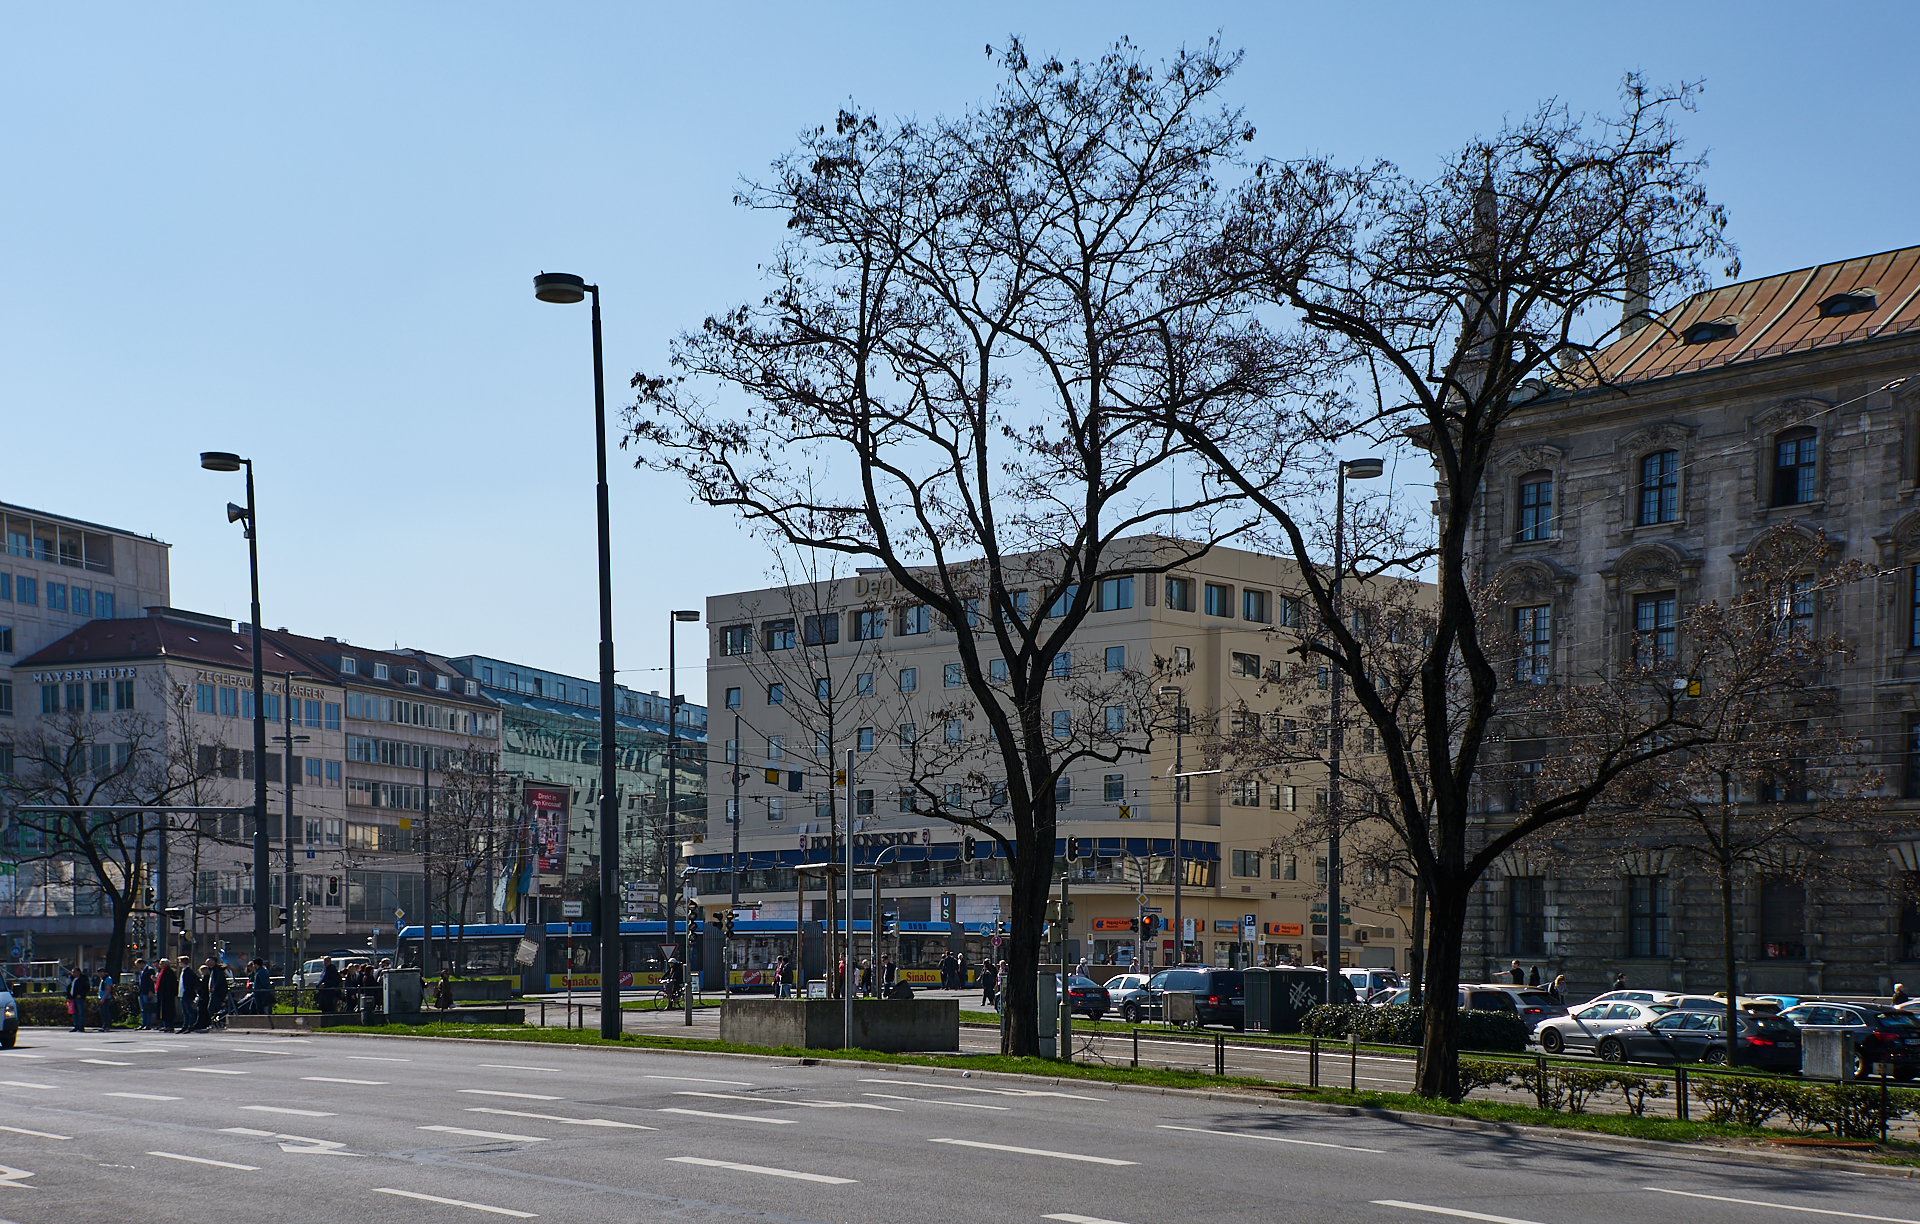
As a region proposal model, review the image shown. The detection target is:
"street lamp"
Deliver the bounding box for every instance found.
[1326,456,1384,1001]
[200,451,271,973]
[1158,684,1187,963]
[664,609,700,967]
[532,271,626,1040]
[273,669,313,984]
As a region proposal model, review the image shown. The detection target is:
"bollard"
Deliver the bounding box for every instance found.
[1877,1062,1893,1142]
[1535,1054,1549,1111]
[1349,1033,1358,1092]
[1674,1067,1689,1121]
[1309,1037,1320,1088]
[539,999,547,1028]
[1214,1032,1225,1077]
[1131,1027,1139,1069]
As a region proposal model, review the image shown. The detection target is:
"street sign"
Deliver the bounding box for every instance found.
[1181,917,1194,941]
[562,901,583,918]
[1117,805,1131,819]
[393,908,405,921]
[1242,917,1257,942]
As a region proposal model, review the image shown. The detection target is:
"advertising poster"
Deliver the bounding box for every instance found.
[524,784,569,880]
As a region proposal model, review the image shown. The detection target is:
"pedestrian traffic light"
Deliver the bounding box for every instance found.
[327,875,339,899]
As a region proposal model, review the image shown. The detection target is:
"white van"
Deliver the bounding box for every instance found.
[1342,967,1404,1003]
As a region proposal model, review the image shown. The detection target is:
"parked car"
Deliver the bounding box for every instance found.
[1476,985,1568,1027]
[1779,1002,1920,1079]
[1102,974,1152,1009]
[1579,989,1676,1008]
[1122,967,1244,1029]
[1595,1009,1802,1072]
[1372,986,1521,1015]
[1533,999,1670,1055]
[1341,968,1404,1003]
[0,985,16,1048]
[297,955,372,988]
[1055,975,1110,1021]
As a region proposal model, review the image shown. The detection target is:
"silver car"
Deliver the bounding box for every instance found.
[1102,973,1151,1008]
[1534,999,1669,1055]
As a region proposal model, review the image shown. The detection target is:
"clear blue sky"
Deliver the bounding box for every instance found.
[4,3,1914,705]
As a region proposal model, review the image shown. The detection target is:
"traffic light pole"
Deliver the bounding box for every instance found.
[1058,867,1072,1063]
[684,899,696,1027]
[843,748,854,1049]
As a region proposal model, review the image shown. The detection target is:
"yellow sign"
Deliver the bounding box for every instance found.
[765,768,780,784]
[1117,805,1132,819]
[398,818,412,830]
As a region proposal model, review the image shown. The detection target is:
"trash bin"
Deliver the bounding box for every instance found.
[1164,991,1197,1028]
[1243,966,1271,1031]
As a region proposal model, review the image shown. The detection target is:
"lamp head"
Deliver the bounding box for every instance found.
[533,272,589,304]
[200,451,244,473]
[1341,457,1385,480]
[673,610,700,622]
[1157,685,1183,698]
[225,502,249,524]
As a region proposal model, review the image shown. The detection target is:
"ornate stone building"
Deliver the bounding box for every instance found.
[1464,244,1920,997]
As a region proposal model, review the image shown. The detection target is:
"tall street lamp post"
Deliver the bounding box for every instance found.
[274,668,313,985]
[532,271,626,1039]
[200,451,271,971]
[1157,685,1188,963]
[664,610,699,964]
[1326,456,1384,1002]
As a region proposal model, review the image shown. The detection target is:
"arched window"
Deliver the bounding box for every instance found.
[1771,427,1817,507]
[1638,451,1678,525]
[1515,471,1553,541]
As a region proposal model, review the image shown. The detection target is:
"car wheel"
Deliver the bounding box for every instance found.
[1122,1002,1140,1024]
[1540,1028,1563,1054]
[1597,1039,1626,1065]
[1701,1045,1727,1065]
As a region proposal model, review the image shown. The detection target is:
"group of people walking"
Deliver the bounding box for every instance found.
[64,955,268,1033]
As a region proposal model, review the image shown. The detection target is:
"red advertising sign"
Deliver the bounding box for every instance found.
[1265,922,1304,937]
[1090,918,1137,932]
[525,785,569,876]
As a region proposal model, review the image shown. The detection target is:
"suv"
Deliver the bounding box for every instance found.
[1124,967,1245,1029]
[1374,986,1522,1014]
[1475,985,1567,1026]
[1779,1003,1920,1079]
[1341,968,1404,1003]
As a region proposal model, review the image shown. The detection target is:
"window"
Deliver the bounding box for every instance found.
[1515,472,1553,541]
[1103,774,1124,802]
[1906,717,1920,800]
[1515,605,1551,683]
[1776,578,1813,639]
[1626,875,1669,957]
[898,788,915,813]
[725,686,741,709]
[1105,646,1125,672]
[1759,878,1807,958]
[815,730,830,756]
[341,657,357,675]
[1165,577,1194,611]
[90,680,109,711]
[1315,856,1329,884]
[217,685,237,717]
[961,598,982,629]
[325,760,341,788]
[15,577,34,606]
[1899,873,1920,962]
[764,619,796,650]
[988,658,1008,682]
[1243,589,1270,623]
[1233,779,1260,807]
[853,609,885,641]
[856,672,873,695]
[944,719,962,744]
[1054,776,1071,805]
[720,624,753,656]
[1632,591,1677,663]
[46,582,66,612]
[1173,645,1191,673]
[1204,583,1232,617]
[767,683,784,705]
[766,797,784,821]
[857,727,874,753]
[1231,849,1262,877]
[944,663,962,688]
[897,605,930,636]
[767,735,784,761]
[0,679,11,716]
[855,788,874,816]
[898,722,916,746]
[1508,876,1545,957]
[373,662,389,680]
[1231,651,1260,679]
[1051,652,1070,678]
[72,587,91,618]
[1277,785,1297,812]
[815,677,831,702]
[1104,706,1125,734]
[803,614,839,645]
[1772,427,1817,507]
[1051,710,1070,739]
[899,668,916,692]
[724,797,739,825]
[1044,585,1078,617]
[305,758,323,787]
[1096,576,1133,611]
[1275,854,1296,881]
[1639,451,1679,525]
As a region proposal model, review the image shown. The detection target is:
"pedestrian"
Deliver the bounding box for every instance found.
[1508,959,1524,985]
[96,970,117,1031]
[1550,974,1567,1005]
[135,957,156,1030]
[317,956,342,1013]
[772,956,788,999]
[981,959,998,1009]
[434,971,454,1012]
[157,958,178,1031]
[1527,965,1540,988]
[1611,973,1626,991]
[1893,982,1910,1007]
[194,959,213,1029]
[67,965,92,1032]
[178,958,201,1032]
[249,957,274,1015]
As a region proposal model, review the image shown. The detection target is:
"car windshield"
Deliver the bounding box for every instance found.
[1211,972,1243,992]
[1878,1011,1919,1030]
[1516,992,1557,1008]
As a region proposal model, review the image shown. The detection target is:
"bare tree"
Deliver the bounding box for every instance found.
[631,40,1286,1054]
[428,750,502,974]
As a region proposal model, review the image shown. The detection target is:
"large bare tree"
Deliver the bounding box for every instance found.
[630,40,1294,1054]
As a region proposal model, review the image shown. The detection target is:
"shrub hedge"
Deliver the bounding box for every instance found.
[1300,1003,1528,1052]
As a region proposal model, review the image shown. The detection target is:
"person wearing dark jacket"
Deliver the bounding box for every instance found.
[137,959,158,1030]
[157,959,179,1032]
[317,957,343,1013]
[66,966,91,1032]
[178,960,201,1032]
[193,959,214,1029]
[250,959,274,1014]
[208,960,231,1019]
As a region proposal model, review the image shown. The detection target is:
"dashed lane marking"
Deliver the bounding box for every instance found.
[1643,1188,1920,1224]
[641,1075,751,1086]
[0,1127,69,1140]
[1157,1124,1386,1154]
[656,1108,796,1125]
[666,1156,855,1185]
[928,1138,1135,1166]
[670,1091,897,1111]
[1045,1215,1135,1224]
[241,1106,335,1117]
[458,1089,561,1101]
[147,1152,259,1171]
[80,1059,133,1066]
[465,1108,653,1130]
[863,1093,1007,1111]
[1372,1203,1548,1224]
[302,1077,387,1085]
[348,1056,411,1062]
[0,1082,54,1090]
[105,1092,180,1101]
[372,1188,534,1218]
[179,1068,248,1075]
[479,1064,563,1072]
[419,1126,550,1143]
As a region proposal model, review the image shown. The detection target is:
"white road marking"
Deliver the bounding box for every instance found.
[642,1074,752,1086]
[179,1067,248,1075]
[479,1064,562,1072]
[0,1126,70,1140]
[80,1058,133,1066]
[1046,1215,1136,1224]
[0,1052,43,1057]
[860,1076,1099,1100]
[1372,1202,1548,1224]
[220,1128,277,1137]
[0,1081,54,1090]
[231,1048,298,1055]
[302,1077,387,1085]
[372,1188,534,1218]
[666,1156,855,1184]
[863,1092,1007,1110]
[1644,1188,1920,1224]
[241,1106,335,1117]
[147,1151,259,1171]
[0,1164,36,1188]
[348,1056,411,1062]
[928,1138,1135,1166]
[458,1089,561,1100]
[1157,1123,1386,1154]
[106,1092,180,1101]
[656,1107,797,1125]
[419,1125,550,1143]
[466,1108,654,1130]
[670,1090,895,1111]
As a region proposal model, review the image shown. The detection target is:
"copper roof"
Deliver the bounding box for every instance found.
[1571,244,1920,388]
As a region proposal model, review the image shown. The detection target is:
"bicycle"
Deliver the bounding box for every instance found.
[653,981,685,1011]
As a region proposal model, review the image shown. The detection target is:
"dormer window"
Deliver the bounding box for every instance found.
[406,669,421,686]
[435,675,450,691]
[464,680,479,696]
[1681,318,1738,345]
[1818,290,1878,318]
[340,657,357,675]
[372,662,389,680]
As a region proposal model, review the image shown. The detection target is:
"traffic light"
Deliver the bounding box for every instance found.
[327,875,340,899]
[1141,914,1159,936]
[719,910,736,939]
[277,906,290,928]
[961,836,977,863]
[1064,837,1080,863]
[143,886,155,907]
[993,919,1006,937]
[686,900,702,932]
[882,914,897,937]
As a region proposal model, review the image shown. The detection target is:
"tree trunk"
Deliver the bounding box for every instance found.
[1409,875,1427,1006]
[1000,813,1053,1058]
[1721,849,1738,1069]
[1415,885,1468,1098]
[107,892,133,980]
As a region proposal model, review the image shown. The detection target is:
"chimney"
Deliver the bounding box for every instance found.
[1623,237,1650,336]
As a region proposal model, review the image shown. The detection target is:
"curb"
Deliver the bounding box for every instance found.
[302,1027,1917,1181]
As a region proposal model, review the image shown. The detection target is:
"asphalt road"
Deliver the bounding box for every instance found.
[0,1026,1913,1224]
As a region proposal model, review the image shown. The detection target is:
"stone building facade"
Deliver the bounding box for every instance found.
[1463,244,1920,997]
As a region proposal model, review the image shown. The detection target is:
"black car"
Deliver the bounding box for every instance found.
[1780,1003,1920,1079]
[1055,975,1110,1021]
[1124,967,1244,1030]
[1596,1008,1802,1073]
